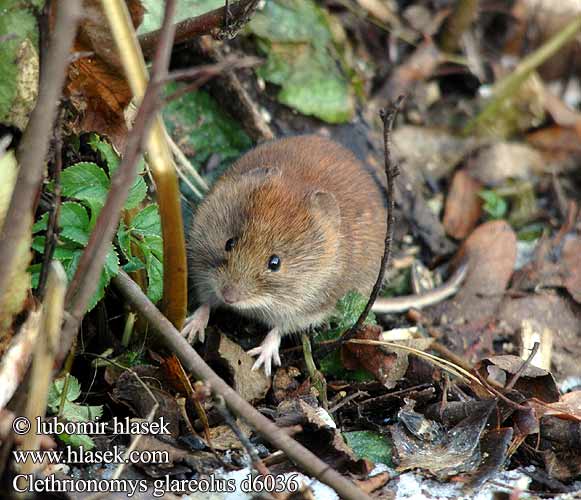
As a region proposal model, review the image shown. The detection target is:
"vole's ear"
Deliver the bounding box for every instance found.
[241,166,282,180]
[308,190,340,224]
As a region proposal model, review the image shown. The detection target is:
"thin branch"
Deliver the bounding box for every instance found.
[213,395,279,494]
[112,270,370,500]
[0,0,81,301]
[57,0,178,365]
[38,115,64,298]
[505,342,540,392]
[341,96,405,344]
[138,0,260,59]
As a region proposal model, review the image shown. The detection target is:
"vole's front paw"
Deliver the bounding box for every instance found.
[181,303,210,343]
[247,328,281,377]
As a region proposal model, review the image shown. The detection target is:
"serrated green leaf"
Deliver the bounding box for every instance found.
[131,204,161,235]
[32,212,48,233]
[58,433,95,450]
[139,0,223,34]
[122,258,146,273]
[87,134,148,209]
[48,376,81,411]
[104,246,120,278]
[343,431,392,466]
[145,253,163,303]
[60,201,90,230]
[117,220,132,260]
[87,133,120,173]
[61,162,110,209]
[31,236,79,259]
[125,176,148,209]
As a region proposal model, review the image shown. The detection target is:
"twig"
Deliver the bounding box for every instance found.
[0,0,81,301]
[19,263,66,478]
[439,0,479,53]
[505,341,540,392]
[57,0,178,365]
[112,270,370,500]
[214,395,279,494]
[38,115,64,298]
[138,0,260,59]
[341,97,404,344]
[101,0,188,329]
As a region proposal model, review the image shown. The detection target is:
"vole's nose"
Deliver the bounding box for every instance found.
[221,286,241,304]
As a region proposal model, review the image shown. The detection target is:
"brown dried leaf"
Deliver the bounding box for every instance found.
[443,169,482,239]
[61,0,145,149]
[431,220,517,322]
[207,332,271,403]
[562,237,581,303]
[477,355,560,403]
[342,325,398,388]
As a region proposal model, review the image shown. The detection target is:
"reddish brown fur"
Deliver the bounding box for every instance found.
[187,135,386,334]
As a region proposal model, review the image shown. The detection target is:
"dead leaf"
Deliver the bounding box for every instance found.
[562,236,581,303]
[390,400,497,479]
[59,0,145,149]
[476,355,560,403]
[207,332,271,403]
[342,325,398,388]
[443,169,482,239]
[275,398,372,474]
[111,366,182,438]
[430,220,517,322]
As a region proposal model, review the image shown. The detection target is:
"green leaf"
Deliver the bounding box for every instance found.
[32,212,49,233]
[163,87,251,174]
[131,204,161,236]
[139,0,223,34]
[248,0,354,123]
[145,252,163,303]
[343,431,392,466]
[87,133,120,173]
[319,349,374,381]
[47,376,103,429]
[60,162,110,211]
[125,176,148,209]
[58,433,95,450]
[31,236,79,259]
[479,190,508,220]
[87,134,147,209]
[0,1,39,128]
[47,376,81,409]
[59,202,91,246]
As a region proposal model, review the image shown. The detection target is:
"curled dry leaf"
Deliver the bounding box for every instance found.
[476,355,560,403]
[275,398,372,475]
[343,326,433,389]
[443,169,482,240]
[62,0,145,150]
[207,331,271,403]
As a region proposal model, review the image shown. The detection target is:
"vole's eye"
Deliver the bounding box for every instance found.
[267,255,281,271]
[225,237,237,252]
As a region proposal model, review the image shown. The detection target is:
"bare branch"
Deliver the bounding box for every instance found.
[0,0,81,301]
[112,270,371,500]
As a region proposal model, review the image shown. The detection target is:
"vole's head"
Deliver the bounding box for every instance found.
[188,167,341,317]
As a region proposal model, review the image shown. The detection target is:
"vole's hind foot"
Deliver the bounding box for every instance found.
[181,303,210,343]
[248,327,282,377]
